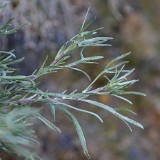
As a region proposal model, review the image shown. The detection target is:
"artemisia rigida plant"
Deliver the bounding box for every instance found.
[0,2,145,160]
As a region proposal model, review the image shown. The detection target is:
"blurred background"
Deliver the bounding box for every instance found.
[1,0,160,159]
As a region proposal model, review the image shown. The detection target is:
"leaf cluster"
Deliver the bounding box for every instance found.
[0,4,145,160]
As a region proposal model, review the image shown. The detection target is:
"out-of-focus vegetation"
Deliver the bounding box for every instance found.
[1,0,160,160]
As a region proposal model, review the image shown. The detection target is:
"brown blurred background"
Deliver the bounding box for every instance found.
[1,0,160,159]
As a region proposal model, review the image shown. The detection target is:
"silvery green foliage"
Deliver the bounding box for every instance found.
[0,4,145,160]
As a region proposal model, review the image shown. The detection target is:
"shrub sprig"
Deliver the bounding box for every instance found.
[0,4,145,160]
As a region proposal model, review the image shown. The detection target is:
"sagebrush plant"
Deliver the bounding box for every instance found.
[0,3,146,160]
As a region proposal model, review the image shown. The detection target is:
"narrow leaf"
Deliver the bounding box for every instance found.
[70,67,91,82]
[58,107,91,159]
[106,52,131,68]
[53,101,103,123]
[111,94,132,104]
[80,99,143,129]
[114,107,137,115]
[50,105,56,122]
[36,114,61,133]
